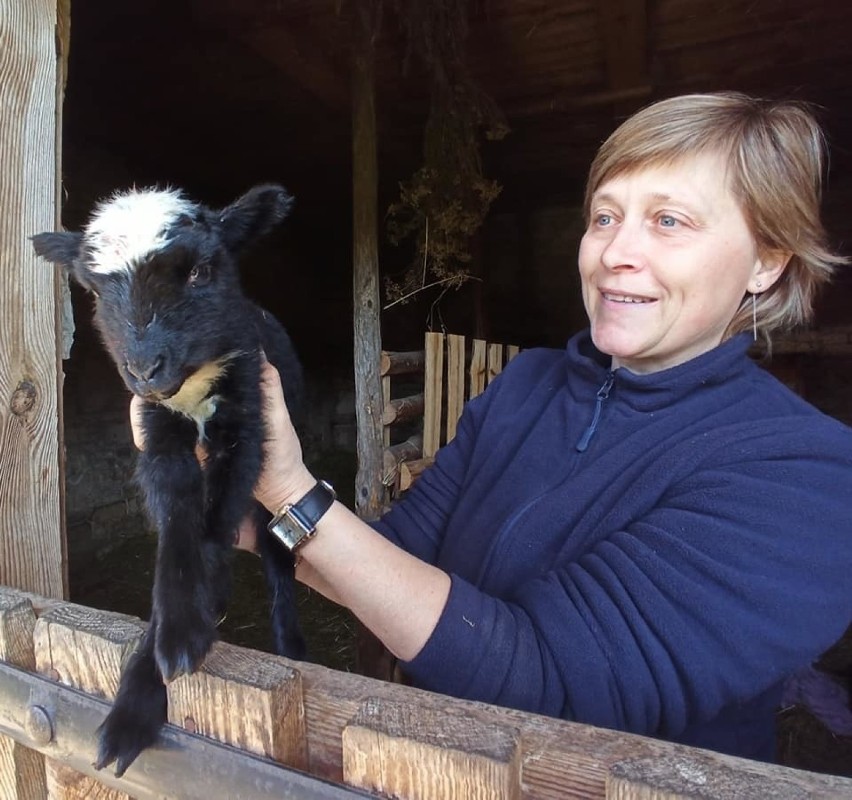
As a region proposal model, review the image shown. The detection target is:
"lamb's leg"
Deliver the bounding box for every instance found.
[95,622,167,777]
[254,504,307,660]
[201,367,305,660]
[138,406,218,681]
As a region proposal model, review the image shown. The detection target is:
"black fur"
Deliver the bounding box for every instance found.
[33,184,305,776]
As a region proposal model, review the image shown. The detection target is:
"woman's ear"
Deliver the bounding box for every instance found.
[749,250,791,293]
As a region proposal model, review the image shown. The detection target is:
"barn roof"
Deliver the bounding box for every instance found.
[66,0,852,212]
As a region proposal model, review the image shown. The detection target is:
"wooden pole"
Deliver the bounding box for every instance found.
[351,0,385,522]
[351,0,396,681]
[0,0,68,598]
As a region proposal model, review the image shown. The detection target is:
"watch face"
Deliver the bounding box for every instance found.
[269,515,306,551]
[267,480,334,552]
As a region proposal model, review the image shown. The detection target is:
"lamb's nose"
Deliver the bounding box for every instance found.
[126,357,163,382]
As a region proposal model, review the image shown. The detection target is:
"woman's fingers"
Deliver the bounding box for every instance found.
[234,515,260,554]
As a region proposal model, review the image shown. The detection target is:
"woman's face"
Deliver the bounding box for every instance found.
[579,153,785,374]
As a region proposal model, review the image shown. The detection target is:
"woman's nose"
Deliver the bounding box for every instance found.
[600,221,644,271]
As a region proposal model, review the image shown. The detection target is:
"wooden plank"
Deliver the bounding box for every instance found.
[0,0,66,600]
[422,333,444,459]
[299,664,852,799]
[168,641,308,771]
[33,603,141,800]
[487,344,504,385]
[55,0,74,362]
[469,339,487,399]
[398,457,435,493]
[0,591,44,800]
[382,436,423,487]
[381,376,390,449]
[606,754,841,800]
[506,345,521,363]
[382,394,425,426]
[445,334,466,443]
[241,27,349,112]
[342,697,522,799]
[380,350,426,377]
[351,5,385,522]
[762,325,852,356]
[597,0,648,91]
[11,598,852,800]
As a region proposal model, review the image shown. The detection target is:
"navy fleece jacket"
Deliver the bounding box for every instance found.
[373,330,852,760]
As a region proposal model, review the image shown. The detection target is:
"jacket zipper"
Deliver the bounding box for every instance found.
[476,370,615,586]
[576,371,615,452]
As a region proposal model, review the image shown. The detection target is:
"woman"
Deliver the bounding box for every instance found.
[143,93,852,761]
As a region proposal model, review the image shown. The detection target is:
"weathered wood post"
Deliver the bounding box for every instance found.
[351,0,398,680]
[351,0,386,524]
[0,0,69,598]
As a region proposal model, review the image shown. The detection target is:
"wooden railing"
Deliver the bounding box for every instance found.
[381,332,520,495]
[0,585,850,799]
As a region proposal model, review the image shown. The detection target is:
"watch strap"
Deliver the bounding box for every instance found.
[286,480,336,533]
[267,480,336,552]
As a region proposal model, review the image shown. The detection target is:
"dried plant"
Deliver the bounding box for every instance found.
[384,0,508,309]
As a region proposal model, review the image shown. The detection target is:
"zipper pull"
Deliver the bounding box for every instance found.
[576,372,615,452]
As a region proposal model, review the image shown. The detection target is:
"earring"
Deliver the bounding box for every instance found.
[752,280,762,341]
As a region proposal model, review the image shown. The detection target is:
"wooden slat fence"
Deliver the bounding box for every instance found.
[0,586,850,799]
[381,332,520,495]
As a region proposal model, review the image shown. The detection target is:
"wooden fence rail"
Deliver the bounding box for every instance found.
[0,586,850,799]
[380,325,852,496]
[381,332,520,495]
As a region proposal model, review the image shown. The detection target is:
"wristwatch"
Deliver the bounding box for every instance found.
[267,480,336,553]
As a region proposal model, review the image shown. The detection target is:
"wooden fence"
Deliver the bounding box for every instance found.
[381,332,520,495]
[380,326,852,494]
[0,585,850,799]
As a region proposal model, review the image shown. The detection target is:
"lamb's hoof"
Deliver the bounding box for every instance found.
[154,615,216,681]
[95,682,167,777]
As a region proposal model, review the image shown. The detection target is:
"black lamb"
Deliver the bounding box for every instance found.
[33,183,306,776]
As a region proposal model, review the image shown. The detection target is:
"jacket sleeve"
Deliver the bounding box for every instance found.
[400,422,852,738]
[371,380,495,564]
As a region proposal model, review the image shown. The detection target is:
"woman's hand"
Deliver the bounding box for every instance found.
[127,359,314,552]
[253,358,316,514]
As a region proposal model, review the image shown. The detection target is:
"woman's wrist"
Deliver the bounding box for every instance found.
[259,466,317,514]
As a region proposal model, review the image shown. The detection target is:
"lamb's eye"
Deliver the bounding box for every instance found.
[188,264,210,286]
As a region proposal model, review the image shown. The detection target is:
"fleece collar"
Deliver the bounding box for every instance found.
[566,330,755,413]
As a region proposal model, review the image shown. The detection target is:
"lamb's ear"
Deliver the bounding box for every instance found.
[31,231,98,293]
[217,184,294,254]
[31,231,84,269]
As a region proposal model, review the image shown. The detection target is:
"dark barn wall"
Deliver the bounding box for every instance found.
[56,0,360,565]
[55,0,852,573]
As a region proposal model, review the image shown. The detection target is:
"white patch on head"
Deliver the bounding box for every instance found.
[84,188,199,276]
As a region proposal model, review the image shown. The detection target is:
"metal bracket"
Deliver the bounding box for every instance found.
[0,660,368,799]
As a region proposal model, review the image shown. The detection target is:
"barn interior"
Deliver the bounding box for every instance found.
[57,0,852,774]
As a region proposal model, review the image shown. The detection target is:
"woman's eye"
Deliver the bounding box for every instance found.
[594,213,613,227]
[658,215,678,228]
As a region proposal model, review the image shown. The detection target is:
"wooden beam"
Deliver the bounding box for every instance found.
[597,0,649,95]
[3,589,852,799]
[188,0,349,113]
[0,593,43,799]
[241,26,350,113]
[380,350,425,377]
[351,1,386,521]
[0,0,67,598]
[342,697,523,799]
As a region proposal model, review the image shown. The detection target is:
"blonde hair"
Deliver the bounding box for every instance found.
[584,92,846,340]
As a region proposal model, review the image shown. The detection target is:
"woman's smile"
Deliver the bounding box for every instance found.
[578,153,785,374]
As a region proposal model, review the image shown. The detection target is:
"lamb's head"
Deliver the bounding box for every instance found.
[33,184,293,403]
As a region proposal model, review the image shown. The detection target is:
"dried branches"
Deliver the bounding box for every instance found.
[384,0,508,308]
